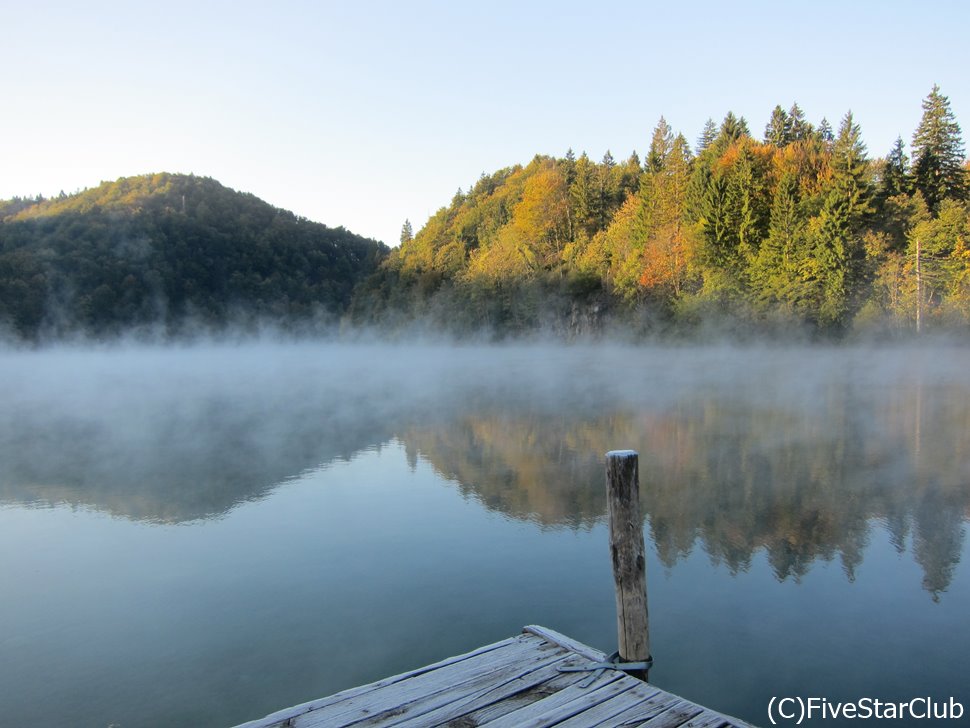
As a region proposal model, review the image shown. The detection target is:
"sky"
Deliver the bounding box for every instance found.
[3,0,968,247]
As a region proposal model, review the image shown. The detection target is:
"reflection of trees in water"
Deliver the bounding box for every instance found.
[0,393,396,523]
[399,379,969,599]
[2,360,967,598]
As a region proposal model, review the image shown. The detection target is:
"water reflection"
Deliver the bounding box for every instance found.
[0,344,967,599]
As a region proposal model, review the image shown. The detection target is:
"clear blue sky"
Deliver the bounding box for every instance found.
[3,0,967,246]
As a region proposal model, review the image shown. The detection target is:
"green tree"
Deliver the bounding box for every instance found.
[788,103,812,141]
[646,117,674,173]
[911,85,967,211]
[697,118,717,154]
[880,137,911,200]
[400,219,414,246]
[570,152,597,238]
[764,105,792,147]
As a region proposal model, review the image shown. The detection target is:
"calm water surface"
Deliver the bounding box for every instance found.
[0,342,968,727]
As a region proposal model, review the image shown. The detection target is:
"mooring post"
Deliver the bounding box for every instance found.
[606,450,650,678]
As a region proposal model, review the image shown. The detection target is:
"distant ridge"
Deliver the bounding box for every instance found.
[0,173,388,340]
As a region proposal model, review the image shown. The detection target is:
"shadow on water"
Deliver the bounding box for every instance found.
[0,342,968,598]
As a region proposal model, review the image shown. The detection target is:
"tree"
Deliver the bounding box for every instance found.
[570,153,597,237]
[788,103,812,141]
[646,117,674,173]
[597,150,618,228]
[764,105,792,147]
[817,118,834,146]
[749,171,806,310]
[716,112,750,151]
[831,111,873,225]
[400,219,414,246]
[697,119,717,154]
[911,85,967,211]
[880,137,911,200]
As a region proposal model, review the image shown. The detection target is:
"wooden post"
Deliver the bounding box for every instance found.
[606,450,650,675]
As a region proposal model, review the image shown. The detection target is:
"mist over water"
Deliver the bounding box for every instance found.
[1,341,968,726]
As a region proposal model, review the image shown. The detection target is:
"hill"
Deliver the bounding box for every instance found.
[0,173,388,340]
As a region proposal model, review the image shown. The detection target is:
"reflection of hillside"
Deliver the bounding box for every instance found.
[399,413,621,528]
[0,400,393,523]
[399,379,970,598]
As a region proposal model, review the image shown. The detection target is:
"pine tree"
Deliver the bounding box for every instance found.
[881,136,911,199]
[646,117,674,173]
[570,152,596,237]
[597,150,618,229]
[400,219,414,246]
[911,85,967,211]
[764,105,792,147]
[788,103,812,141]
[817,118,834,146]
[561,148,577,188]
[697,119,717,154]
[827,111,873,226]
[718,112,750,148]
[750,171,804,306]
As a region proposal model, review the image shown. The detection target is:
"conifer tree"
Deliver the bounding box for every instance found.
[715,112,750,152]
[911,85,967,211]
[817,118,834,146]
[788,103,812,141]
[881,136,911,199]
[570,153,596,237]
[400,219,414,246]
[831,111,873,224]
[697,119,717,154]
[597,150,618,229]
[647,117,675,173]
[764,105,792,147]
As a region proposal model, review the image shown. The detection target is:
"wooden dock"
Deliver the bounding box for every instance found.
[235,625,754,728]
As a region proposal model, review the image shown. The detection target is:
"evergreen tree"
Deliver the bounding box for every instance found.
[570,152,596,236]
[788,103,812,141]
[697,118,718,154]
[597,150,618,229]
[646,117,674,173]
[750,171,804,307]
[831,111,873,224]
[400,219,414,246]
[881,136,911,199]
[561,148,577,188]
[715,112,750,152]
[817,118,834,146]
[764,105,792,147]
[911,85,967,211]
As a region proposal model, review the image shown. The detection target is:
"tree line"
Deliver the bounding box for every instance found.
[351,86,969,338]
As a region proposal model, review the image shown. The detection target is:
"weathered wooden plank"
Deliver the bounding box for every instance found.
[234,635,521,728]
[680,714,730,728]
[522,625,609,662]
[479,671,641,728]
[292,637,563,727]
[626,698,706,728]
[458,666,623,725]
[353,651,585,728]
[374,651,579,727]
[551,679,665,728]
[598,692,704,728]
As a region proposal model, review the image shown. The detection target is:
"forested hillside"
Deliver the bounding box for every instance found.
[0,173,387,340]
[351,86,970,337]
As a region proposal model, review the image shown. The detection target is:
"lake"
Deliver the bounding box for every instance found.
[1,341,968,727]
